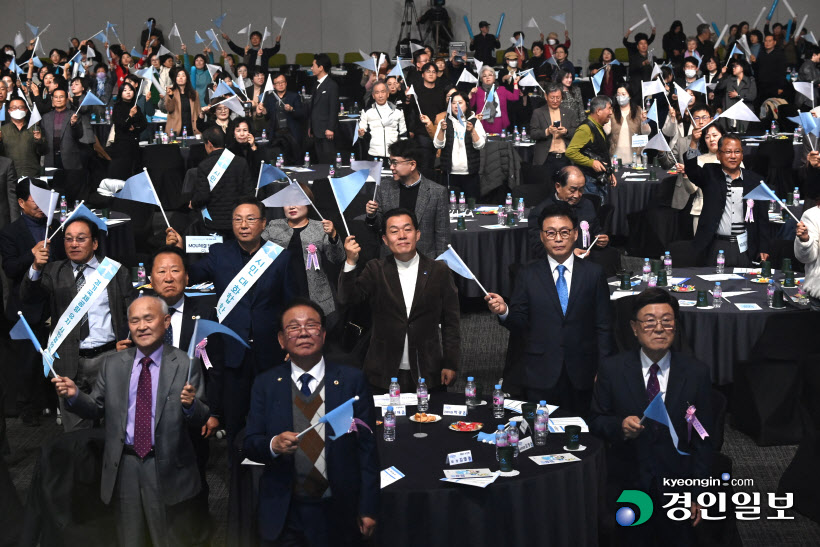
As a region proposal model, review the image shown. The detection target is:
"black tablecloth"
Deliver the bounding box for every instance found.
[229,393,605,547]
[609,168,664,237]
[609,267,810,384]
[450,210,529,298]
[99,212,135,267]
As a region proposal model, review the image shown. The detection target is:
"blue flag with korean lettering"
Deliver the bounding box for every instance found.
[320,396,357,440]
[329,169,368,212]
[643,393,689,455]
[70,204,108,233]
[113,171,159,207]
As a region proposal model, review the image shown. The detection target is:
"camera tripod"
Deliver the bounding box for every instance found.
[395,0,424,56]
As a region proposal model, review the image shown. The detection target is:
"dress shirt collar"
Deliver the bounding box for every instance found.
[291,357,326,384]
[135,344,164,369]
[547,252,574,275]
[168,295,185,311]
[316,74,328,86]
[722,169,743,182]
[401,174,422,188]
[640,348,671,379]
[71,255,100,271]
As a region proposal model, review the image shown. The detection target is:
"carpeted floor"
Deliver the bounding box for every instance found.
[4,307,819,546]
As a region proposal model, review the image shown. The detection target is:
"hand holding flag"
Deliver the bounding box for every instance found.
[436,245,488,295]
[298,396,362,440]
[10,311,57,377]
[186,318,248,382]
[329,169,369,236]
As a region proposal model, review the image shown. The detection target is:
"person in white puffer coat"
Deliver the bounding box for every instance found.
[358,82,407,159]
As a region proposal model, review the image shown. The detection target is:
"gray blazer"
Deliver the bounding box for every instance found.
[660,119,700,211]
[529,104,580,166]
[68,345,210,506]
[367,175,450,259]
[40,108,86,170]
[261,219,345,315]
[0,157,18,230]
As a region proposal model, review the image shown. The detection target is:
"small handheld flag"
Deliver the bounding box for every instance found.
[213,80,236,97]
[255,163,289,195]
[262,183,312,207]
[640,393,689,455]
[10,312,57,377]
[744,182,800,222]
[78,92,105,109]
[436,244,488,295]
[112,169,170,228]
[329,169,369,236]
[213,12,228,30]
[591,69,605,95]
[186,318,248,382]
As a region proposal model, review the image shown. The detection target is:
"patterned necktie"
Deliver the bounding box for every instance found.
[163,308,177,347]
[134,357,153,458]
[299,373,313,397]
[556,264,569,315]
[75,264,90,338]
[646,363,660,404]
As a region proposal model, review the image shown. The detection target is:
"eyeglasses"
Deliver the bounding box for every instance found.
[634,318,675,331]
[388,159,413,167]
[692,115,711,122]
[284,324,323,338]
[232,217,261,225]
[64,236,90,244]
[541,228,574,240]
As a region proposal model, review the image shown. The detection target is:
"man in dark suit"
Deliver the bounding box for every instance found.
[365,139,450,259]
[486,201,613,415]
[589,288,713,546]
[339,207,460,394]
[22,216,134,431]
[469,21,502,67]
[244,298,379,546]
[309,53,339,164]
[0,178,65,425]
[166,197,293,451]
[258,73,305,165]
[684,133,771,266]
[39,87,85,170]
[52,296,210,547]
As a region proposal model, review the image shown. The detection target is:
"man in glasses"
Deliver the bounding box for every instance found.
[22,216,134,431]
[658,102,712,213]
[590,288,713,545]
[243,298,378,545]
[365,139,449,258]
[485,201,613,415]
[684,132,771,266]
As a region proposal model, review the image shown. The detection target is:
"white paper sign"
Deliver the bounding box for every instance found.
[631,134,649,148]
[447,450,473,465]
[735,303,762,311]
[185,235,223,253]
[518,436,534,453]
[373,393,423,407]
[380,466,404,488]
[382,405,406,416]
[443,404,468,416]
[548,417,590,433]
[529,453,582,465]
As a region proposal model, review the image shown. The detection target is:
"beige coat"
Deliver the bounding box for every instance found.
[162,90,202,135]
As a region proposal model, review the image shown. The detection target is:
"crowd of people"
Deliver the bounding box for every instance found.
[0,11,819,547]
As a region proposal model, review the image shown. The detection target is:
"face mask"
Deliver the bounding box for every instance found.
[10,110,26,120]
[508,61,517,68]
[616,96,630,106]
[548,39,557,45]
[685,69,697,78]
[96,72,107,80]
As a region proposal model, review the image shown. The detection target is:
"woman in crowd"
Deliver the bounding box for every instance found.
[554,68,585,123]
[543,31,571,60]
[359,81,407,161]
[525,42,552,82]
[162,66,202,136]
[432,91,486,199]
[552,45,574,75]
[182,45,215,107]
[607,85,650,164]
[748,30,763,60]
[196,100,233,142]
[470,66,519,134]
[108,81,147,178]
[689,123,727,231]
[91,64,116,108]
[715,59,756,131]
[499,51,525,128]
[663,20,686,66]
[797,45,820,110]
[261,182,345,330]
[589,48,625,97]
[701,55,721,103]
[228,117,264,177]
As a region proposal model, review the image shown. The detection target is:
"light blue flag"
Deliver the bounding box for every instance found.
[9,57,23,75]
[320,396,357,440]
[546,56,559,67]
[352,120,360,145]
[329,169,368,212]
[205,29,220,50]
[609,59,621,66]
[213,80,236,97]
[262,183,312,207]
[195,31,206,45]
[113,171,159,206]
[69,204,108,233]
[79,92,105,109]
[743,181,780,202]
[726,43,743,60]
[187,318,248,361]
[26,22,39,37]
[436,247,475,280]
[387,60,406,81]
[643,393,689,455]
[30,56,43,68]
[0,104,5,123]
[353,58,378,72]
[687,77,707,95]
[456,102,466,126]
[201,208,212,220]
[89,31,107,43]
[258,164,289,189]
[10,314,44,354]
[213,12,228,29]
[130,47,143,59]
[800,111,820,137]
[646,100,658,125]
[134,67,153,78]
[591,69,605,95]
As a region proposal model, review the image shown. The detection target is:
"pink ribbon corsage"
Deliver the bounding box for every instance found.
[579,220,590,248]
[685,405,709,442]
[745,199,754,222]
[195,338,212,369]
[305,244,320,270]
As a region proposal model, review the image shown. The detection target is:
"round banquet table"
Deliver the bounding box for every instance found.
[608,167,664,237]
[449,210,530,298]
[100,211,136,266]
[609,267,810,384]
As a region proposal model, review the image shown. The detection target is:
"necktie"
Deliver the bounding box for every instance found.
[299,373,313,397]
[163,308,177,347]
[134,357,153,458]
[75,264,90,339]
[556,264,569,315]
[646,363,660,404]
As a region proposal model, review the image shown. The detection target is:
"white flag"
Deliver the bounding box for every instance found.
[169,23,181,39]
[206,63,221,79]
[274,17,287,32]
[793,81,814,101]
[457,69,478,85]
[650,63,662,80]
[221,95,246,117]
[551,14,567,29]
[261,26,271,45]
[28,104,42,129]
[526,17,539,30]
[644,132,671,152]
[237,24,251,35]
[14,32,24,48]
[518,71,539,88]
[641,79,665,98]
[157,44,171,56]
[718,100,760,123]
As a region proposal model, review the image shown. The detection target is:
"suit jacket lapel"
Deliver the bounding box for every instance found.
[408,255,430,319]
[623,349,648,411]
[564,260,583,317]
[665,352,688,423]
[155,345,180,428]
[414,180,431,223]
[118,349,136,433]
[535,259,563,316]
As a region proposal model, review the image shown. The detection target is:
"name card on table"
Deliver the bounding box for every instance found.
[518,436,534,453]
[382,405,406,416]
[186,235,223,253]
[447,450,473,466]
[631,134,649,148]
[373,393,421,407]
[443,404,468,416]
[380,466,405,489]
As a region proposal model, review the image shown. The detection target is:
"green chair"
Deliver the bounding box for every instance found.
[327,52,340,66]
[588,48,603,63]
[268,53,286,68]
[344,51,364,64]
[294,53,314,67]
[614,48,629,63]
[496,50,505,65]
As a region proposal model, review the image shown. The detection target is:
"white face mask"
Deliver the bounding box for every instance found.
[616,96,630,106]
[548,39,557,45]
[685,69,697,78]
[508,61,517,68]
[10,110,26,120]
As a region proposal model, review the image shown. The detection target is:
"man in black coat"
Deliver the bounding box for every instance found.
[590,288,713,546]
[258,73,305,164]
[223,30,281,74]
[754,34,788,110]
[308,53,339,164]
[469,22,501,67]
[486,201,614,415]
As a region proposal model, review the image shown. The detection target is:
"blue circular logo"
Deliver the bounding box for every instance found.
[616,507,636,527]
[721,473,731,481]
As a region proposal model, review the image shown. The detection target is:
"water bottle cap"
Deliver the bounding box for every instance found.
[467,376,474,381]
[387,406,393,411]
[719,250,724,253]
[497,424,505,430]
[537,409,545,414]
[418,378,425,383]
[665,251,670,255]
[644,258,649,261]
[716,282,721,286]
[494,384,501,389]
[540,400,546,405]
[139,262,144,266]
[390,377,398,382]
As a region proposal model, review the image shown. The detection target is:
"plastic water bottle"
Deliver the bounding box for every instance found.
[508,422,520,456]
[514,128,521,144]
[495,425,508,461]
[105,107,111,123]
[641,151,648,168]
[417,378,428,412]
[328,164,335,176]
[517,198,525,221]
[389,377,400,405]
[500,129,507,140]
[300,86,306,98]
[182,126,188,139]
[765,129,771,140]
[458,192,466,213]
[353,101,359,114]
[534,409,548,446]
[713,282,723,308]
[538,400,551,430]
[642,258,651,282]
[632,151,638,167]
[794,125,803,143]
[769,200,776,213]
[505,193,513,213]
[794,187,800,205]
[492,384,504,418]
[59,196,67,222]
[349,153,355,165]
[497,205,506,226]
[303,152,310,168]
[716,250,725,274]
[612,155,619,171]
[169,128,175,141]
[781,200,789,221]
[336,153,342,168]
[586,99,591,110]
[767,280,775,307]
[384,406,396,442]
[137,262,146,285]
[91,113,96,123]
[465,376,477,408]
[770,119,778,135]
[449,191,456,211]
[261,129,267,140]
[521,127,529,142]
[339,104,345,115]
[664,251,672,276]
